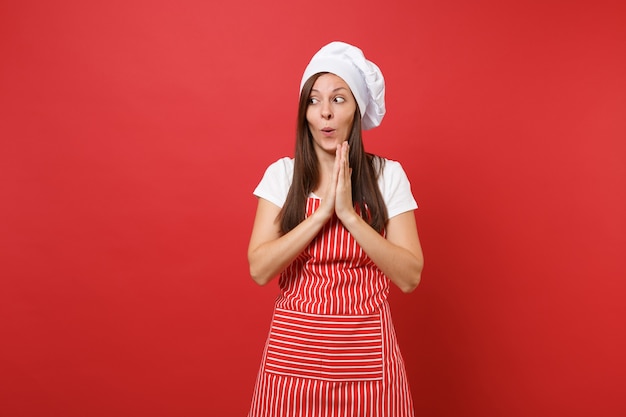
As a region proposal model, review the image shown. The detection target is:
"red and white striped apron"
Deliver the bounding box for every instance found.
[249,198,414,417]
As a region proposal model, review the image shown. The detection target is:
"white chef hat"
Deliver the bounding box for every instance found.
[300,41,386,130]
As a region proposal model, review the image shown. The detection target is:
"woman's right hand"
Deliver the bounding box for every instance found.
[313,144,342,223]
[248,147,342,285]
[248,144,347,286]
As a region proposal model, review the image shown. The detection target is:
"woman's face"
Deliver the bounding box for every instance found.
[306,73,357,158]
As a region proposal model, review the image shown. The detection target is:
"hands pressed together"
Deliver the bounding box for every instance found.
[317,141,358,225]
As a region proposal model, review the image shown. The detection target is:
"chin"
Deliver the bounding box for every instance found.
[314,140,340,153]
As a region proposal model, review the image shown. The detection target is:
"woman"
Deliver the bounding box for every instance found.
[247,41,423,417]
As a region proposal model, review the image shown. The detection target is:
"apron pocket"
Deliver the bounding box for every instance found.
[264,308,383,382]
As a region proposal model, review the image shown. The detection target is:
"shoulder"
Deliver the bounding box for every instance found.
[374,156,418,218]
[253,157,294,208]
[375,157,410,187]
[263,157,294,178]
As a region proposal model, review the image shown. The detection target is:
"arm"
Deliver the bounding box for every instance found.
[247,198,330,285]
[339,210,423,293]
[335,143,423,293]
[248,151,342,285]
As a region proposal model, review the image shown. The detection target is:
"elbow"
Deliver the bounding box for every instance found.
[399,260,423,294]
[249,267,270,286]
[399,273,421,293]
[251,278,271,286]
[248,261,275,286]
[248,251,268,286]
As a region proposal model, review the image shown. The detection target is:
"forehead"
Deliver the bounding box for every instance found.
[311,73,351,92]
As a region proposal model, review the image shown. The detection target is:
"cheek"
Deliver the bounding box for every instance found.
[305,108,314,125]
[342,104,356,128]
[343,113,355,130]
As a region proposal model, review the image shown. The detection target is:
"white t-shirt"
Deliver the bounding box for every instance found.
[253,157,417,219]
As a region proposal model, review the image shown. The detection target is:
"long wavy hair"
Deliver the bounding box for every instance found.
[278,72,388,234]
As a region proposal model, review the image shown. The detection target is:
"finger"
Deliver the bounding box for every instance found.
[336,143,343,167]
[338,144,347,180]
[343,143,350,181]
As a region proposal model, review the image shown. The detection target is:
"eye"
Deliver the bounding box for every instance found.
[309,97,320,104]
[333,96,346,103]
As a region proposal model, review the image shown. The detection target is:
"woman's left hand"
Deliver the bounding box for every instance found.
[331,141,423,293]
[334,141,357,222]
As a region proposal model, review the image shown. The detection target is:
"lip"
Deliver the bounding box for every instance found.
[321,127,336,136]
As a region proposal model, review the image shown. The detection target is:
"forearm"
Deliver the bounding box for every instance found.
[248,210,329,285]
[340,213,423,293]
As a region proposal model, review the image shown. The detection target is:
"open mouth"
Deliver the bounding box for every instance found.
[322,127,335,133]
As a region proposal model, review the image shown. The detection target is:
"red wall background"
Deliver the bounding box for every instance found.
[1,1,624,416]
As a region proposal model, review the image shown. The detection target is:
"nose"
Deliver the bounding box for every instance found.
[321,102,333,120]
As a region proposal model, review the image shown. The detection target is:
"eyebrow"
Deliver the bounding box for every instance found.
[310,87,350,93]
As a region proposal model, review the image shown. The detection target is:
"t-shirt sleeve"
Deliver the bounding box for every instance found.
[252,157,294,208]
[379,159,418,218]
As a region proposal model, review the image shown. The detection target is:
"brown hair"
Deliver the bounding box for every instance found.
[278,72,388,234]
